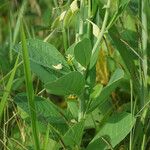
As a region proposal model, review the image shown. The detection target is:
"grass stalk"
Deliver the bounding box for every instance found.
[13,0,28,45]
[20,24,40,150]
[140,0,148,149]
[129,80,133,150]
[43,125,50,150]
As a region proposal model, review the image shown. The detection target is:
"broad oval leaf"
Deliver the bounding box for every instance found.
[87,112,136,149]
[14,93,68,125]
[74,38,92,67]
[14,39,70,74]
[30,62,57,83]
[45,71,85,96]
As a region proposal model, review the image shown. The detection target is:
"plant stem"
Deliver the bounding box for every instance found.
[141,109,148,150]
[78,0,84,41]
[89,0,110,69]
[87,0,92,39]
[62,27,68,52]
[20,24,40,150]
[78,92,85,121]
[78,0,86,121]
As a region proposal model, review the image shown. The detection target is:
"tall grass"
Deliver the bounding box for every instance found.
[140,0,148,149]
[20,24,40,150]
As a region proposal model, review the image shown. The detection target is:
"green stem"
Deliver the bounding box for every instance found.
[92,0,110,54]
[141,109,148,150]
[141,0,147,93]
[62,27,68,52]
[89,0,111,69]
[87,0,92,39]
[43,125,50,150]
[20,24,40,150]
[129,80,133,150]
[78,0,84,41]
[78,92,85,121]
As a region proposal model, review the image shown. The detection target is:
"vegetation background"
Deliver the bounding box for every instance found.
[0,0,150,150]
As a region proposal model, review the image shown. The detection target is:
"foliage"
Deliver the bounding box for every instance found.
[0,0,150,150]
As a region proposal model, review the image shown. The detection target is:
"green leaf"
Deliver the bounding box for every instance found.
[14,93,68,125]
[14,38,70,74]
[88,68,124,112]
[87,112,136,149]
[74,38,92,67]
[31,62,59,83]
[63,120,85,148]
[45,71,85,96]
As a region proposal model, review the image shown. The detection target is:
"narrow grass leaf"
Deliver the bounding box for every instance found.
[0,55,19,121]
[13,0,27,44]
[20,24,40,150]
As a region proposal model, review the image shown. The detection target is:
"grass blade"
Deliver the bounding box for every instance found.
[0,55,19,121]
[20,23,40,150]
